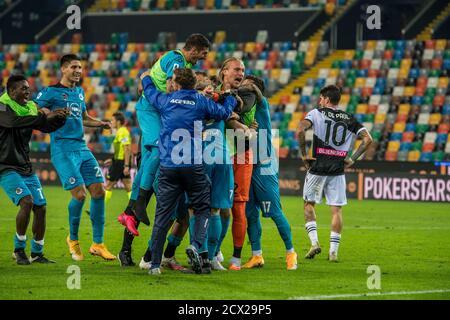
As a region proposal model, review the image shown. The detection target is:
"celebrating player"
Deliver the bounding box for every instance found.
[117,33,210,268]
[0,75,68,265]
[218,58,257,270]
[241,75,298,270]
[297,85,373,262]
[35,54,116,261]
[140,68,238,275]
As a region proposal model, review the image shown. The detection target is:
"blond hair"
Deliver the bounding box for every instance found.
[218,57,243,83]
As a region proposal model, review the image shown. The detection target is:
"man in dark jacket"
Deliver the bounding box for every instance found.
[140,68,238,274]
[0,75,68,265]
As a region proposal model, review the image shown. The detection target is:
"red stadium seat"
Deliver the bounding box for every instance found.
[431,58,442,70]
[402,132,415,142]
[98,52,107,60]
[367,104,378,114]
[135,43,145,52]
[383,50,393,60]
[433,95,445,107]
[116,77,125,87]
[438,123,450,133]
[396,114,408,123]
[385,151,397,161]
[278,147,289,158]
[416,76,427,87]
[368,69,379,77]
[95,44,105,52]
[361,87,373,97]
[107,93,116,103]
[422,143,435,152]
[359,59,371,69]
[414,86,425,96]
[255,42,265,53]
[425,40,435,49]
[279,95,290,104]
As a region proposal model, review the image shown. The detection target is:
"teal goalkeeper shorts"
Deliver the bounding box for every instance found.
[51,150,104,190]
[246,164,283,218]
[0,170,46,206]
[204,163,234,209]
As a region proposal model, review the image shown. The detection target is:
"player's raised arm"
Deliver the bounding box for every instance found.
[140,73,169,112]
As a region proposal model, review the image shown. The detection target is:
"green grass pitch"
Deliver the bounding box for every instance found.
[0,186,449,300]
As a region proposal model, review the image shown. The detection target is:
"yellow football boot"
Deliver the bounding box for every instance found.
[89,243,116,260]
[242,255,265,269]
[66,235,84,261]
[286,252,298,270]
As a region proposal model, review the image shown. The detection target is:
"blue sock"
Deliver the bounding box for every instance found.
[216,215,230,255]
[207,215,221,260]
[167,234,183,247]
[272,213,294,251]
[188,215,195,245]
[14,233,27,251]
[247,214,262,252]
[31,238,44,255]
[68,198,84,241]
[90,197,105,244]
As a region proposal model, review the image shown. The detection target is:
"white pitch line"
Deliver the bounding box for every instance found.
[289,289,450,300]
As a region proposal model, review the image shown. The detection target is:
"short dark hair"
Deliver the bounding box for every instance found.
[60,54,81,67]
[184,34,210,51]
[6,74,27,93]
[174,68,197,90]
[113,111,126,124]
[319,85,341,105]
[244,75,265,95]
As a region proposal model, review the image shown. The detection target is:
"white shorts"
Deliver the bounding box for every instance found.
[303,172,347,206]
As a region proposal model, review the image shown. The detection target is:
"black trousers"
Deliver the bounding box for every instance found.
[149,165,211,268]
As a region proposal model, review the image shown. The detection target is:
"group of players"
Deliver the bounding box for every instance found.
[0,33,372,274]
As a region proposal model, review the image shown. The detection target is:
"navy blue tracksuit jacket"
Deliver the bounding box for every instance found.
[141,75,236,269]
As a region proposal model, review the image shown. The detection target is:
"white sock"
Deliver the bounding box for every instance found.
[34,239,44,246]
[330,231,341,255]
[286,248,295,254]
[252,250,262,256]
[305,221,319,245]
[16,233,27,241]
[230,257,241,266]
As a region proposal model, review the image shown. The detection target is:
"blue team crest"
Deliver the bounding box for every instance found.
[79,93,84,101]
[62,93,68,101]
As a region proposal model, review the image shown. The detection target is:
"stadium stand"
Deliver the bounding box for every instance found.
[0,33,329,154]
[0,2,448,163]
[88,0,347,12]
[270,39,450,162]
[0,37,448,162]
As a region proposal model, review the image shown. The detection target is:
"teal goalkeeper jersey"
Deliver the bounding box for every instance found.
[34,83,89,153]
[254,97,276,166]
